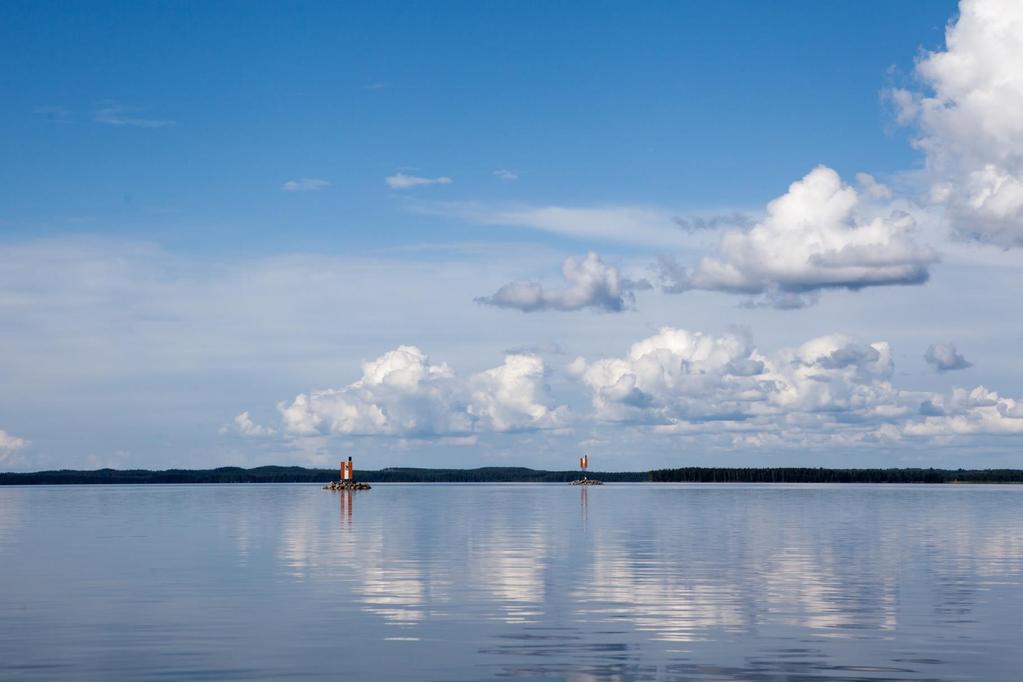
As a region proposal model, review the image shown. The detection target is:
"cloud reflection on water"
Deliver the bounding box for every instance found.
[254,484,1023,679]
[288,486,1023,644]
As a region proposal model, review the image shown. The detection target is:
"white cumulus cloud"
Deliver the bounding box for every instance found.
[476,252,648,313]
[906,386,1023,437]
[276,345,566,438]
[571,327,1023,446]
[658,166,938,308]
[385,173,453,189]
[468,354,568,431]
[0,429,27,451]
[221,411,276,437]
[890,0,1023,245]
[573,328,895,425]
[0,429,28,460]
[855,172,893,200]
[924,342,973,372]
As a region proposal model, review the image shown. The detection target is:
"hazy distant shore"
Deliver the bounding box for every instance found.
[3,466,1023,485]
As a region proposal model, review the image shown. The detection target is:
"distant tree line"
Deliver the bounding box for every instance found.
[4,466,1023,485]
[0,466,645,485]
[648,467,1023,484]
[0,466,332,485]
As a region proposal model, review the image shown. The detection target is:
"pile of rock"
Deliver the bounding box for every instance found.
[323,480,372,491]
[570,479,603,486]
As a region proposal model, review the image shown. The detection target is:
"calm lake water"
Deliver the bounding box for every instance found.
[1,483,1022,681]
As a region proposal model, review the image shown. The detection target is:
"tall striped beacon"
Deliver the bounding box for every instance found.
[579,455,588,471]
[341,456,354,482]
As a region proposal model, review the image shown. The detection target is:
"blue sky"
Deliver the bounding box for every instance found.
[3,1,954,249]
[6,0,1023,472]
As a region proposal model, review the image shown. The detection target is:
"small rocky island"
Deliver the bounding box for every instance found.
[570,455,602,484]
[323,480,372,491]
[324,457,371,490]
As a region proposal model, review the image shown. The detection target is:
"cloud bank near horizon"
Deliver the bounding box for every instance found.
[570,327,1023,445]
[235,327,1023,455]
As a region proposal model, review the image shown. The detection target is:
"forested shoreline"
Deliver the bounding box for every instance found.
[2,466,1023,485]
[0,466,644,485]
[648,467,1023,484]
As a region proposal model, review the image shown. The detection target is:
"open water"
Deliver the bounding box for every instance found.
[1,483,1021,680]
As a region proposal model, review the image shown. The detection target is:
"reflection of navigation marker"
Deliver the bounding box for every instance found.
[339,489,353,526]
